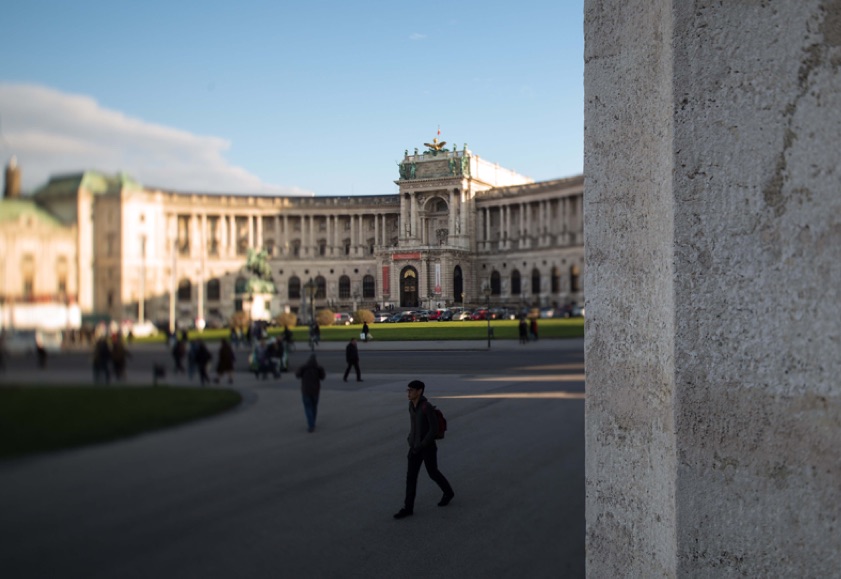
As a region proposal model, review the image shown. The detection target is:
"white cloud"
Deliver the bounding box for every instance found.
[409,33,426,40]
[0,83,311,195]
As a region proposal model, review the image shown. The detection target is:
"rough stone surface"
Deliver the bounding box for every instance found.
[585,1,841,577]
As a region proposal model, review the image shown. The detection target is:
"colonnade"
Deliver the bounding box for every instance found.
[167,210,400,260]
[479,193,582,251]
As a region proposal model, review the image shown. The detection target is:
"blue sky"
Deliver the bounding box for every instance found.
[0,0,583,196]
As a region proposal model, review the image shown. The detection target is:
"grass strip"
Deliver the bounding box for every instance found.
[134,318,584,344]
[0,386,242,460]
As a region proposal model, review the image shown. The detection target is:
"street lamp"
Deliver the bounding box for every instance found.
[303,278,316,324]
[483,285,492,349]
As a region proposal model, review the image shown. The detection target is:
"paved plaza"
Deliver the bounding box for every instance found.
[0,339,585,578]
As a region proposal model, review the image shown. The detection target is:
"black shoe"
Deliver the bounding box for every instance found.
[343,377,347,383]
[393,508,413,519]
[357,379,364,382]
[438,493,454,507]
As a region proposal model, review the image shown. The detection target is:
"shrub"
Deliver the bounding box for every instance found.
[316,309,335,327]
[354,309,374,324]
[230,311,249,330]
[276,312,298,328]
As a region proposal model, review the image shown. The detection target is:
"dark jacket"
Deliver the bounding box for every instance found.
[216,341,235,373]
[407,395,439,451]
[346,341,359,363]
[296,355,325,397]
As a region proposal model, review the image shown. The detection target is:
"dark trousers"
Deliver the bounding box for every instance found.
[403,445,453,512]
[302,393,319,430]
[343,361,361,381]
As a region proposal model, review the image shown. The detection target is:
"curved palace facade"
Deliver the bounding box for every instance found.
[1,141,583,327]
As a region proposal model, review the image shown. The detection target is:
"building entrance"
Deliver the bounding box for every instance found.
[400,266,419,308]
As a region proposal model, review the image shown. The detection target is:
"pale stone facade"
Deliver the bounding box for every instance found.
[585,1,841,576]
[1,143,584,327]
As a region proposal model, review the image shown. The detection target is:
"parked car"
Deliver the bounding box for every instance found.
[334,312,354,325]
[373,311,391,323]
[455,310,474,321]
[121,320,159,338]
[412,310,430,322]
[395,312,417,323]
[427,309,447,321]
[471,309,489,321]
[438,309,455,321]
[3,329,63,355]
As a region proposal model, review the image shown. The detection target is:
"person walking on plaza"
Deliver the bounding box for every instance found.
[172,334,187,374]
[343,337,362,382]
[393,380,454,519]
[216,338,236,384]
[295,354,325,433]
[195,339,212,385]
[111,334,130,381]
[518,317,529,344]
[362,321,370,342]
[92,335,112,384]
[529,317,539,341]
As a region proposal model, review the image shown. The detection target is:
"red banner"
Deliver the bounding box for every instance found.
[392,252,421,260]
[382,266,390,295]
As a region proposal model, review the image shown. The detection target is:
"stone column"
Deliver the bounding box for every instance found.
[282,215,289,256]
[585,1,841,577]
[273,216,280,257]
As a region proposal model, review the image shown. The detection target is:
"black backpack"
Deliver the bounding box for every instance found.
[423,402,447,440]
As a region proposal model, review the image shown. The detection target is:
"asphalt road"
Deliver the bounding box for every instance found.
[0,339,585,578]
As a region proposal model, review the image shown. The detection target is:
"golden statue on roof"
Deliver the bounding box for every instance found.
[424,137,447,151]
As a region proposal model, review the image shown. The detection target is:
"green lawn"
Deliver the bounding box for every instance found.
[0,387,242,459]
[135,317,584,344]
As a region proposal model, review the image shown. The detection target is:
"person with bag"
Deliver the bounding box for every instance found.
[393,380,454,519]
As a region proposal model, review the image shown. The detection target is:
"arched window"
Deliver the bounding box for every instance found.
[315,275,326,299]
[453,266,463,303]
[570,265,581,293]
[363,274,375,298]
[338,275,351,299]
[531,268,541,295]
[207,278,221,301]
[511,270,521,296]
[551,267,561,294]
[235,276,248,295]
[490,271,501,295]
[178,279,192,302]
[288,276,301,300]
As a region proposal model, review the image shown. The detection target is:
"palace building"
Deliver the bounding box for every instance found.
[0,139,583,329]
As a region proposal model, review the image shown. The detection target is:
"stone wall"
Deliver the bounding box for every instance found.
[585,1,841,576]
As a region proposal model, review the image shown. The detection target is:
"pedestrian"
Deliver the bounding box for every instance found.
[343,337,363,382]
[216,338,236,384]
[172,335,186,373]
[230,325,239,349]
[518,317,529,344]
[393,380,455,519]
[0,329,6,371]
[295,354,325,433]
[92,335,112,384]
[35,333,48,369]
[195,339,212,385]
[111,334,130,380]
[362,321,370,342]
[187,339,199,380]
[283,325,295,352]
[530,317,539,341]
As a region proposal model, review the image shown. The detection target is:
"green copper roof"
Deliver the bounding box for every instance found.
[0,198,66,228]
[33,170,142,199]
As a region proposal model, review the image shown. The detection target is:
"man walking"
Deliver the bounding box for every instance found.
[295,354,326,433]
[343,337,363,382]
[393,380,455,519]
